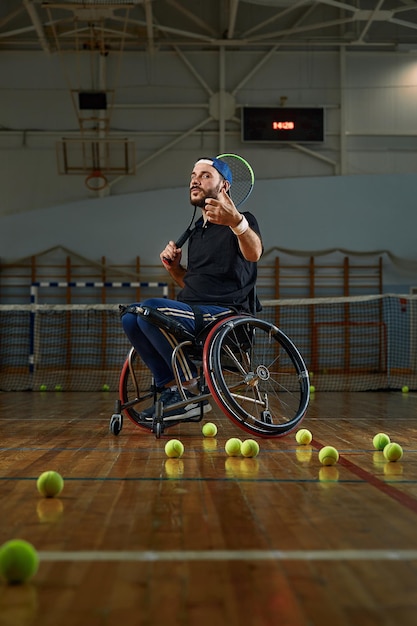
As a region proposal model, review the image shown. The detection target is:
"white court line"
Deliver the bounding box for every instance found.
[38,549,417,562]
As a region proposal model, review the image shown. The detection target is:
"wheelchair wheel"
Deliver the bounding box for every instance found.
[119,347,155,431]
[203,316,310,438]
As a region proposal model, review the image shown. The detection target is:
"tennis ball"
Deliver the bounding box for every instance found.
[202,422,217,437]
[36,471,64,498]
[101,384,110,391]
[54,384,62,392]
[402,385,409,393]
[318,446,339,466]
[383,442,403,462]
[164,439,184,458]
[0,539,39,584]
[241,439,260,458]
[310,385,315,393]
[295,428,313,445]
[225,438,242,457]
[372,432,390,451]
[39,384,47,391]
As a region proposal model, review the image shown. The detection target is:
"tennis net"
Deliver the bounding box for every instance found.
[0,304,125,392]
[0,294,416,392]
[261,294,416,392]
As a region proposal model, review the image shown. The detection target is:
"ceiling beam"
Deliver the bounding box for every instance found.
[143,0,154,52]
[356,0,385,43]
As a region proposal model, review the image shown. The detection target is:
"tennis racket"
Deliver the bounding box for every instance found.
[216,153,255,208]
[163,154,255,264]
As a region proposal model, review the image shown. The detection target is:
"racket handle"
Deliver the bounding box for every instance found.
[176,228,192,248]
[163,228,191,265]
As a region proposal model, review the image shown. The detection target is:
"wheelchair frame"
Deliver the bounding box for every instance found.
[110,309,310,439]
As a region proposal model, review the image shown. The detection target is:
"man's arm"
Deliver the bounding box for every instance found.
[229,214,263,262]
[204,190,263,262]
[160,240,187,288]
[165,263,187,288]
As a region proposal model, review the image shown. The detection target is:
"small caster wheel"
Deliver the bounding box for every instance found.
[261,410,272,424]
[110,413,123,435]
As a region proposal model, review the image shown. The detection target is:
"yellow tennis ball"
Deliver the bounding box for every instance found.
[318,446,339,466]
[241,439,260,458]
[102,384,110,391]
[225,438,242,457]
[37,471,64,498]
[402,385,409,393]
[295,428,312,445]
[202,422,217,437]
[164,439,184,458]
[39,384,47,391]
[383,442,403,462]
[310,385,315,393]
[0,539,39,584]
[372,432,390,451]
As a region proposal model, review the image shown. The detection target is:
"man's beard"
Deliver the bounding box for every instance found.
[190,183,222,208]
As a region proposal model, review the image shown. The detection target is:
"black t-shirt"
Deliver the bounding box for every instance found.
[177,211,262,314]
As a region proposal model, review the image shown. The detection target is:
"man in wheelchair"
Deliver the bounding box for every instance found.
[121,156,263,422]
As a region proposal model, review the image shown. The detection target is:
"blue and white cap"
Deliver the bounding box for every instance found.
[195,157,233,185]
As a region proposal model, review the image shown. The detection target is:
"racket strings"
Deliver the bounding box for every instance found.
[232,181,250,206]
[216,154,254,207]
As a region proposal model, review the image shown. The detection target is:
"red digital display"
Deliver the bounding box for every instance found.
[272,121,295,130]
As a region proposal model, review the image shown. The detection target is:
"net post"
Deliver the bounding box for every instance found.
[29,284,38,375]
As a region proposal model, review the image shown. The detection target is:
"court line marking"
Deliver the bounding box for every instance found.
[3,475,417,485]
[1,477,361,484]
[37,549,417,562]
[1,445,416,453]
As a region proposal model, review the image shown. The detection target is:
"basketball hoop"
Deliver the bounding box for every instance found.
[85,169,108,191]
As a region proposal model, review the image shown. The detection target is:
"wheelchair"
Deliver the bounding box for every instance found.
[109,305,310,439]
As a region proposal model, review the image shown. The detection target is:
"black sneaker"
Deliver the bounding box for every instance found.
[141,387,211,421]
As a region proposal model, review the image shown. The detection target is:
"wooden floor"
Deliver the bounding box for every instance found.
[1,390,417,626]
